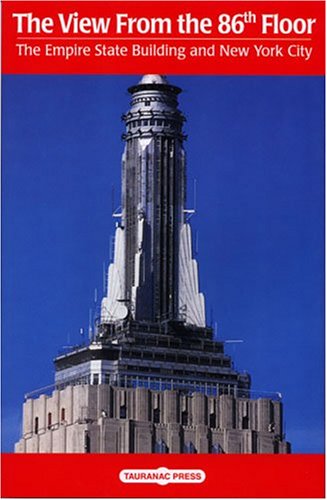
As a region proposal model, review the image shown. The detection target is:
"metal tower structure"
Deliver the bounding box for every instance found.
[101,74,205,327]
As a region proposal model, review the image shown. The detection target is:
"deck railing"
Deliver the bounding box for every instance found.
[25,375,282,401]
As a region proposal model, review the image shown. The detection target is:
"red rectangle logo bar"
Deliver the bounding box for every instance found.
[2,1,325,75]
[1,453,325,498]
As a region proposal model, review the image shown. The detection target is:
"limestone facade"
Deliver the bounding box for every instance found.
[15,385,290,453]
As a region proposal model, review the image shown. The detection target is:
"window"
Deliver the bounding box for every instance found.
[144,101,150,106]
[212,443,224,454]
[183,442,196,454]
[47,412,52,429]
[104,373,110,384]
[181,411,188,426]
[154,440,168,453]
[93,374,99,385]
[120,405,127,419]
[61,408,65,422]
[242,416,249,429]
[153,408,160,423]
[34,417,39,434]
[84,430,90,453]
[209,413,216,428]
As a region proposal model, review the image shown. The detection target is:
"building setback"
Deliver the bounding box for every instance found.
[15,75,291,454]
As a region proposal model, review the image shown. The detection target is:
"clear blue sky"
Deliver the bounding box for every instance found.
[2,75,324,453]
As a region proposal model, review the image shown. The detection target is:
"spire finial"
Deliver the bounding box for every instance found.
[138,75,168,85]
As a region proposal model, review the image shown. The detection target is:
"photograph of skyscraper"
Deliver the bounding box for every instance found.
[2,75,324,453]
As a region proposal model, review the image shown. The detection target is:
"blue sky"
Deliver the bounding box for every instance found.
[2,75,324,453]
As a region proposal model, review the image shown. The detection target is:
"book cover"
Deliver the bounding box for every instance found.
[1,1,325,497]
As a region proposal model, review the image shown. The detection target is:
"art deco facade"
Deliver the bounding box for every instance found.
[15,75,291,454]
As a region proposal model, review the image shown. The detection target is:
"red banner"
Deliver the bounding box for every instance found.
[2,1,325,75]
[1,453,325,498]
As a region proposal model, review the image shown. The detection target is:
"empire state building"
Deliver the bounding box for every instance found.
[15,76,291,454]
[102,74,205,327]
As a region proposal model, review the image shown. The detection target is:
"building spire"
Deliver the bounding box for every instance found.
[101,75,205,326]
